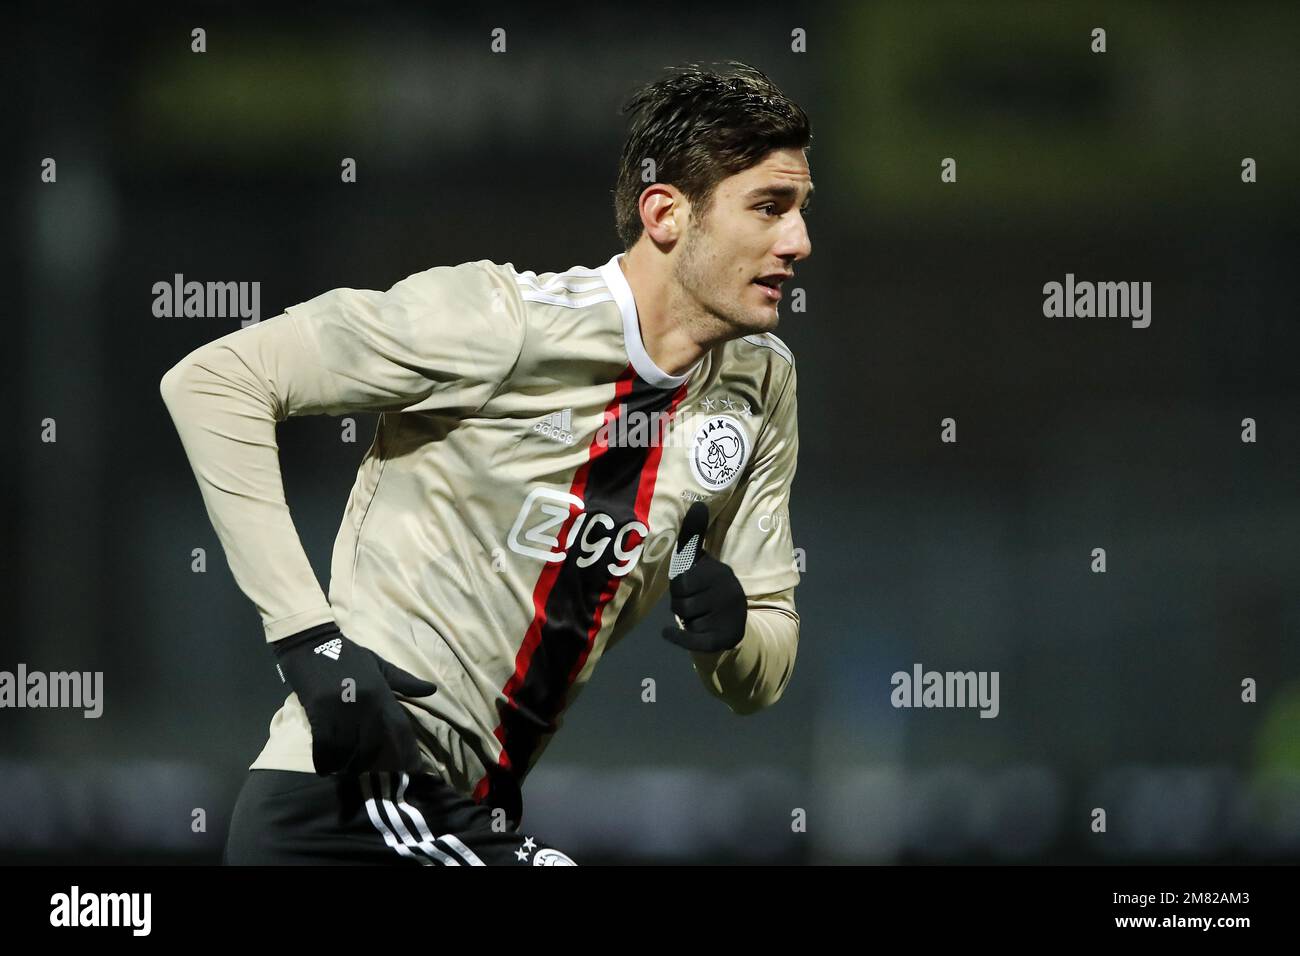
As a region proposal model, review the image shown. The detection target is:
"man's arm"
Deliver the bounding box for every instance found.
[688,351,801,714]
[159,261,525,642]
[159,316,336,640]
[690,587,798,715]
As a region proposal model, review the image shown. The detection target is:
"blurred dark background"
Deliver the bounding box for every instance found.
[6,0,1299,864]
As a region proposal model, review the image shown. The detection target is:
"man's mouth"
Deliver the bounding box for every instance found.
[752,274,790,302]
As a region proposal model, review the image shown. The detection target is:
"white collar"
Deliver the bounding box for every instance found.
[597,253,701,389]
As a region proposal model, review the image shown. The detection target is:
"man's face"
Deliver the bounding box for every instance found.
[671,146,813,335]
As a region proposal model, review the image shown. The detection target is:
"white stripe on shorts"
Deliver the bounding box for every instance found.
[392,772,487,866]
[376,772,461,865]
[361,773,433,865]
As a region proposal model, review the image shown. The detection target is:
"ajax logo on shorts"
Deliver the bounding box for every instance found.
[688,415,750,492]
[514,836,577,865]
[532,847,577,865]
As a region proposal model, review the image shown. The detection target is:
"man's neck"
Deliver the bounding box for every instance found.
[619,248,719,378]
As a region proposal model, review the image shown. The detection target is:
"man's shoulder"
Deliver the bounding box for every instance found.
[433,261,625,350]
[399,259,621,345]
[709,332,798,434]
[736,331,795,369]
[399,258,610,300]
[483,260,617,309]
[719,331,797,397]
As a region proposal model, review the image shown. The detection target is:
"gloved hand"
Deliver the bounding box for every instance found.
[661,501,748,654]
[272,622,437,776]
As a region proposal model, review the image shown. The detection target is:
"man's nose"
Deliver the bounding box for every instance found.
[776,214,812,261]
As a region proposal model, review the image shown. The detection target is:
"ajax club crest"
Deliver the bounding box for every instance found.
[688,415,751,492]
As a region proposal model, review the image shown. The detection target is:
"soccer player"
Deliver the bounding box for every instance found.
[160,61,812,866]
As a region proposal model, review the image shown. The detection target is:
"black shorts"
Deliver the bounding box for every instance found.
[224,769,577,866]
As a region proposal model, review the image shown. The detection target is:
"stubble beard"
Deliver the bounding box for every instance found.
[671,221,775,340]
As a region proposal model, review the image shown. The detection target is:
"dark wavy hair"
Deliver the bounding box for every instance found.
[613,61,812,250]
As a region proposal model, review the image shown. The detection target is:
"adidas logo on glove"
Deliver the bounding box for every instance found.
[313,638,343,660]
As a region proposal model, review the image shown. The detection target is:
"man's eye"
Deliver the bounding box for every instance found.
[757,203,811,218]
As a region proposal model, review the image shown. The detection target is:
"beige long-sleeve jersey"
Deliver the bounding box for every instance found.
[160,252,801,820]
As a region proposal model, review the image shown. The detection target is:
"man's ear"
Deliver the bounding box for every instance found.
[639,183,685,244]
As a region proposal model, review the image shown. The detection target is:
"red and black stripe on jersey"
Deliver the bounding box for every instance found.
[473,366,687,822]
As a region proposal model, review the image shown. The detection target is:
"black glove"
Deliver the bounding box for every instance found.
[272,622,437,776]
[661,502,748,654]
